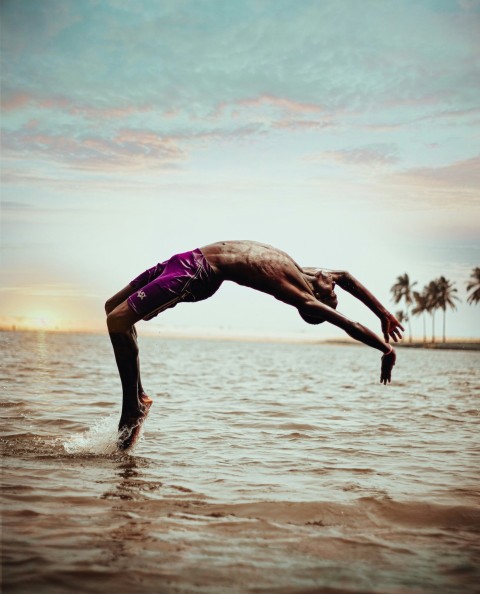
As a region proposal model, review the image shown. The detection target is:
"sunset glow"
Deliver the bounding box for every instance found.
[27,311,60,331]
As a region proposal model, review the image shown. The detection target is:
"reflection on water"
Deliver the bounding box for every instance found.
[1,330,479,594]
[102,456,153,501]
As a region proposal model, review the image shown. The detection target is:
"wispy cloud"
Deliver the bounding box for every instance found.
[273,119,336,131]
[2,127,187,170]
[2,1,479,117]
[373,156,480,210]
[0,282,83,297]
[2,1,479,180]
[1,90,153,121]
[394,156,480,190]
[233,95,325,115]
[306,144,400,167]
[1,200,35,210]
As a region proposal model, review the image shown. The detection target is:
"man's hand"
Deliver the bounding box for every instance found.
[381,312,404,343]
[380,348,396,384]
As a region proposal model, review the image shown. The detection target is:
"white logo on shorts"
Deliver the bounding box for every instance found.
[137,290,147,300]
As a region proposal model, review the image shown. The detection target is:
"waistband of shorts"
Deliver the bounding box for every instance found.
[193,247,217,277]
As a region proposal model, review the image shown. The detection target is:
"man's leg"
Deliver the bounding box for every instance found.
[106,299,151,449]
[105,285,146,397]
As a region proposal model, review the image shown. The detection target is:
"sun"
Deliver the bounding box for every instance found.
[26,310,61,331]
[0,297,102,333]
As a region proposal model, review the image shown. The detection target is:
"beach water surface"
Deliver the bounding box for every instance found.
[1,330,479,593]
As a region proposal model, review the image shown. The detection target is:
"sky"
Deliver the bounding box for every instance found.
[1,0,479,339]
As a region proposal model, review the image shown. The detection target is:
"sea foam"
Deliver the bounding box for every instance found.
[63,414,135,455]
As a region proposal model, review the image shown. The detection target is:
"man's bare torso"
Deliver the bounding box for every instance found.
[201,240,313,304]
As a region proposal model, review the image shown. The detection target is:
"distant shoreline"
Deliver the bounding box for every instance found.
[394,341,480,352]
[324,338,480,351]
[1,328,479,350]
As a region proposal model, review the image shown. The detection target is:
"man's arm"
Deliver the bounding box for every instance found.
[301,299,396,384]
[328,270,404,343]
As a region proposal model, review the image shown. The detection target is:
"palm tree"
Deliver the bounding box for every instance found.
[411,290,428,343]
[425,281,440,343]
[436,276,459,343]
[395,310,408,333]
[391,274,417,342]
[466,267,480,305]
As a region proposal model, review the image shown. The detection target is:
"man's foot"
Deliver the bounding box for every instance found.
[117,394,153,451]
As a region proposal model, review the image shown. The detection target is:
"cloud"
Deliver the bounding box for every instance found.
[372,156,480,211]
[1,201,34,210]
[394,156,480,190]
[458,0,480,12]
[1,90,153,120]
[0,283,82,297]
[212,94,335,132]
[1,92,32,111]
[363,106,480,132]
[233,95,324,115]
[2,1,479,182]
[1,127,187,170]
[2,1,479,118]
[3,89,334,172]
[273,119,336,131]
[1,88,332,135]
[306,144,400,167]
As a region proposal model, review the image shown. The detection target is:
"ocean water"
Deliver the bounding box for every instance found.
[1,330,479,594]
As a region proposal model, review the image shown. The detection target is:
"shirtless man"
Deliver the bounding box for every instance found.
[105,241,404,450]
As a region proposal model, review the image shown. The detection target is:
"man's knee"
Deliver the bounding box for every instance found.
[105,285,136,315]
[106,301,138,333]
[107,311,132,333]
[105,297,116,315]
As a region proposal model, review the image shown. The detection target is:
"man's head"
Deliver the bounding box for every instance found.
[312,270,338,310]
[299,270,338,325]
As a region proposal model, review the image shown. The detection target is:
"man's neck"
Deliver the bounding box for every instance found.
[301,269,316,292]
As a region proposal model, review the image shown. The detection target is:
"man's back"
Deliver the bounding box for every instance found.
[200,240,310,301]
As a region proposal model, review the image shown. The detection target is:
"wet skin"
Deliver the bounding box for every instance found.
[106,240,403,450]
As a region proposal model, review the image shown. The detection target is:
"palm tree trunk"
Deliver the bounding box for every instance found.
[407,306,412,343]
[431,312,435,343]
[422,313,426,343]
[443,309,446,343]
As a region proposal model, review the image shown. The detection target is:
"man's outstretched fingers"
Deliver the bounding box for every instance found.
[393,327,403,340]
[389,324,403,342]
[380,349,396,385]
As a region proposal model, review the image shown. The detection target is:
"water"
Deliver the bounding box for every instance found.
[1,330,479,593]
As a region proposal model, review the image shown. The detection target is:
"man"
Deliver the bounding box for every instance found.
[105,240,404,450]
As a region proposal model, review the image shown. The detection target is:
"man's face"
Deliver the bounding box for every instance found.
[313,271,338,309]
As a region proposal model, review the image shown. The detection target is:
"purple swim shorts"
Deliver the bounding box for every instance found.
[127,248,222,321]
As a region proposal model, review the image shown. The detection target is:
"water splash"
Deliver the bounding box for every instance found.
[63,414,141,455]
